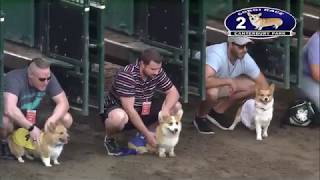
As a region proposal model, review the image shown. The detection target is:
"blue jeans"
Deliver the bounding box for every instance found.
[299,75,320,111]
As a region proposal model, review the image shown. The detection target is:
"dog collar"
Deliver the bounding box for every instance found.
[255,99,273,111]
[55,144,64,147]
[257,106,267,111]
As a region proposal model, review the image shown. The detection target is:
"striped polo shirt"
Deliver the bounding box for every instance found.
[110,61,173,108]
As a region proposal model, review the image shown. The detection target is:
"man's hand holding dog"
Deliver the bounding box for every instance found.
[227,78,237,94]
[30,126,41,144]
[146,131,157,148]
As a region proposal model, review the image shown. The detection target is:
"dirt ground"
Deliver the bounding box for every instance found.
[0,88,319,180]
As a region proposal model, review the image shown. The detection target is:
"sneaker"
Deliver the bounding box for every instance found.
[1,141,15,160]
[193,117,215,134]
[128,133,148,154]
[104,137,121,156]
[207,109,232,128]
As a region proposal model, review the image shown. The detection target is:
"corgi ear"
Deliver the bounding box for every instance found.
[158,111,164,123]
[247,12,251,16]
[270,83,275,93]
[258,13,262,17]
[255,86,260,95]
[174,109,184,121]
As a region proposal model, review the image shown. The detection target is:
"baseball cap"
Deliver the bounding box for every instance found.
[227,36,253,45]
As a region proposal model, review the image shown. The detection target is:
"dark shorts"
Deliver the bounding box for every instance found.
[100,93,164,130]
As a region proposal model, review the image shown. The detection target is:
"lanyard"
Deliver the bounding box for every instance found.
[227,59,236,77]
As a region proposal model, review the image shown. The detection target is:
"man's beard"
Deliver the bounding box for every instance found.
[238,53,245,59]
[143,70,154,79]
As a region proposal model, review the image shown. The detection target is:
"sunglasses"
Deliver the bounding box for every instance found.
[232,42,248,49]
[38,76,51,82]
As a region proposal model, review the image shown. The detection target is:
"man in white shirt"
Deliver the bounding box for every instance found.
[193,36,269,134]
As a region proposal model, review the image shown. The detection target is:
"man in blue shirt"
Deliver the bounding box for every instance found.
[194,36,269,134]
[300,31,319,111]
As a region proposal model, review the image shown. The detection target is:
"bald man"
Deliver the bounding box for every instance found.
[0,57,72,159]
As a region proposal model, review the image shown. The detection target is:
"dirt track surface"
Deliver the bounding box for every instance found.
[0,89,319,180]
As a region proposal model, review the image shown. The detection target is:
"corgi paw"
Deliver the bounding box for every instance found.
[256,137,263,141]
[169,152,176,157]
[159,152,166,158]
[53,160,60,165]
[17,157,25,163]
[45,163,52,167]
[158,148,166,158]
[262,133,268,138]
[42,157,52,167]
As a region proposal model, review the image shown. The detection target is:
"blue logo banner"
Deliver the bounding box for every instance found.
[225,7,296,39]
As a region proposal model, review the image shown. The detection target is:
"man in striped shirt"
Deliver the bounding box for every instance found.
[101,48,181,156]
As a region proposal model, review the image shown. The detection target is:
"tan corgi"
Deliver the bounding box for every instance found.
[8,122,69,167]
[154,109,183,158]
[247,12,283,30]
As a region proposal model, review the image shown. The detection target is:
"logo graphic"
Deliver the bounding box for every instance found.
[296,109,308,122]
[224,7,296,39]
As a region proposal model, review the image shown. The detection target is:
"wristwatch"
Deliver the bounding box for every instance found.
[28,124,35,132]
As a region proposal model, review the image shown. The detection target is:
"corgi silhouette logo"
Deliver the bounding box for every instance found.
[225,7,296,39]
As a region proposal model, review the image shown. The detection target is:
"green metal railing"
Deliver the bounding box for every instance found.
[182,0,189,103]
[89,0,106,113]
[198,0,206,101]
[283,0,291,89]
[62,0,85,6]
[94,2,106,114]
[46,0,105,115]
[0,0,4,127]
[188,0,207,101]
[82,0,90,115]
[296,0,304,88]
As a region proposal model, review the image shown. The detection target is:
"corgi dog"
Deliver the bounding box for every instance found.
[8,122,69,167]
[155,109,183,158]
[207,84,275,141]
[247,12,283,30]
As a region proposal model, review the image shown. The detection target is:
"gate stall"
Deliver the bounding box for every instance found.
[1,0,106,116]
[0,0,315,127]
[104,0,208,102]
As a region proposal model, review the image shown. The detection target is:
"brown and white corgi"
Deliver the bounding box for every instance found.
[247,12,283,30]
[8,122,69,167]
[155,109,183,158]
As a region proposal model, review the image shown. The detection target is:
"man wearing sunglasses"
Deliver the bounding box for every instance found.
[0,57,73,159]
[193,36,269,134]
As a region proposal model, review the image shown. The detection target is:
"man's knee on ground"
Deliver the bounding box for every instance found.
[243,82,255,95]
[0,116,14,137]
[235,76,255,93]
[61,112,73,128]
[206,88,219,101]
[105,109,128,130]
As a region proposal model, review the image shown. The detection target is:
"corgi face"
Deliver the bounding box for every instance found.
[256,84,275,104]
[247,12,262,23]
[158,109,183,136]
[46,123,69,145]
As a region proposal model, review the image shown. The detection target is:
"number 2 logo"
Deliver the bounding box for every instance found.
[236,17,246,29]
